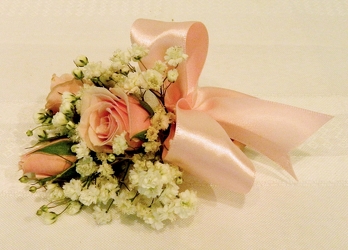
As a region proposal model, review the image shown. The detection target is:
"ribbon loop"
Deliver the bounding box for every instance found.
[131,19,332,194]
[131,19,208,110]
[164,99,255,193]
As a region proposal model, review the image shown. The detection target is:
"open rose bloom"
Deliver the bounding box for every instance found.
[78,86,151,153]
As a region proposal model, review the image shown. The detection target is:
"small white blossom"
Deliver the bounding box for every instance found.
[92,206,112,225]
[52,112,69,126]
[155,202,176,222]
[112,132,128,155]
[143,141,161,153]
[74,55,89,67]
[98,188,112,205]
[136,162,164,198]
[174,190,197,218]
[129,43,149,61]
[110,62,129,75]
[107,154,116,162]
[153,60,168,75]
[154,161,173,183]
[110,49,130,73]
[98,161,115,177]
[33,109,52,124]
[63,179,82,201]
[74,99,81,114]
[66,201,82,215]
[128,169,139,188]
[149,106,173,132]
[97,177,119,192]
[158,183,179,204]
[41,212,58,224]
[59,101,74,116]
[167,68,179,82]
[79,185,100,206]
[33,109,45,124]
[139,202,166,230]
[65,121,76,131]
[111,72,126,84]
[146,126,159,141]
[82,61,104,79]
[96,152,108,161]
[111,49,131,64]
[114,189,137,215]
[122,71,146,94]
[76,156,98,177]
[46,184,65,202]
[33,127,48,141]
[72,67,84,79]
[95,177,119,204]
[98,69,114,86]
[71,141,90,159]
[61,92,76,104]
[142,69,163,91]
[135,200,151,218]
[164,46,188,67]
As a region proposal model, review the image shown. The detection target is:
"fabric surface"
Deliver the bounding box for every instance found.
[1,1,348,249]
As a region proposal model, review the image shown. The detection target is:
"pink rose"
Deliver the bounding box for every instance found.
[19,139,77,178]
[78,86,151,153]
[45,73,84,113]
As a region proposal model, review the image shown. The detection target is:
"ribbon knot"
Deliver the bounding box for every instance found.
[131,19,332,194]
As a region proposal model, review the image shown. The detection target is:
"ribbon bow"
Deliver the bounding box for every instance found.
[131,19,332,194]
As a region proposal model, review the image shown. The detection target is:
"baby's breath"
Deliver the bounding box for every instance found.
[21,43,196,230]
[129,43,149,61]
[164,46,188,67]
[112,131,128,155]
[76,156,98,177]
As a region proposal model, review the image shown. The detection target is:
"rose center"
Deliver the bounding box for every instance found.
[96,115,110,138]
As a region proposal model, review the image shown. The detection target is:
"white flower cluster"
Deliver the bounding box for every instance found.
[72,44,187,98]
[34,159,119,225]
[23,44,196,230]
[115,158,197,230]
[36,155,197,229]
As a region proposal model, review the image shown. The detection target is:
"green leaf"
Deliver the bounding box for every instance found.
[132,130,147,141]
[38,164,78,186]
[139,99,154,117]
[54,164,79,181]
[36,140,75,156]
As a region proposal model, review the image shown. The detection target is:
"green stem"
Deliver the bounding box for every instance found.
[106,199,114,213]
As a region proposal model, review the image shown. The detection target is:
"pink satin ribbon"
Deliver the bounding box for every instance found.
[131,19,333,194]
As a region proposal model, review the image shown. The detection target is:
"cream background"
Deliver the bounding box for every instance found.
[1,1,348,249]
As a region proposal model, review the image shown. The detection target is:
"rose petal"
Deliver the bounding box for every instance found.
[50,73,74,89]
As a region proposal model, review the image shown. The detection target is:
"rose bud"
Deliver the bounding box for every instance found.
[45,73,84,114]
[19,139,77,178]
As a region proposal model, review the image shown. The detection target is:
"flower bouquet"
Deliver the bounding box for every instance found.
[18,19,332,229]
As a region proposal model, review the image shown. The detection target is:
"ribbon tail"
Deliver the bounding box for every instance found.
[163,100,255,194]
[191,87,333,178]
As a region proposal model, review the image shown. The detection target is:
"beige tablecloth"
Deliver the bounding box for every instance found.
[1,1,347,249]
